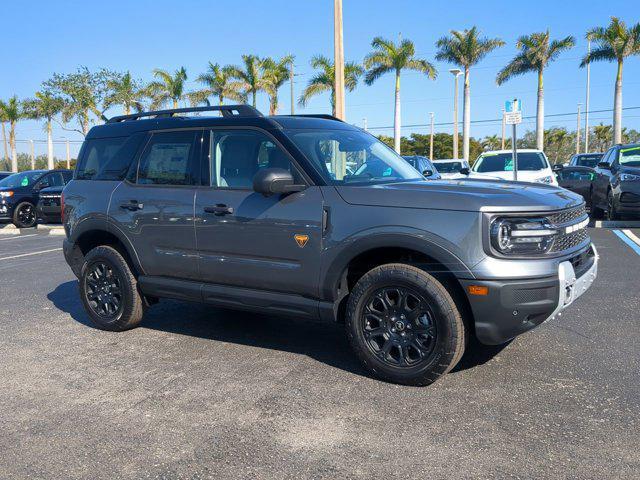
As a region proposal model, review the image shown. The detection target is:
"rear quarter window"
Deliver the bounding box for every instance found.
[75,133,145,181]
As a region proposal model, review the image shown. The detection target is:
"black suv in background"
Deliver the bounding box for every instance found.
[0,169,72,227]
[61,105,597,386]
[568,153,603,168]
[591,143,640,219]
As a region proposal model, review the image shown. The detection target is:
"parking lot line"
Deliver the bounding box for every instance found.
[613,230,640,256]
[0,248,63,261]
[0,234,39,241]
[622,229,640,247]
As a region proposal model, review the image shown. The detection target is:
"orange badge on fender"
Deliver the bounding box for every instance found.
[294,234,309,248]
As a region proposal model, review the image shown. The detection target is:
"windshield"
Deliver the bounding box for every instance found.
[574,154,602,168]
[0,171,44,188]
[619,146,640,167]
[473,152,548,173]
[435,161,462,173]
[285,129,422,185]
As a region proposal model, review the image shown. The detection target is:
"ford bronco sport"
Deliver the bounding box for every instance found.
[62,105,598,386]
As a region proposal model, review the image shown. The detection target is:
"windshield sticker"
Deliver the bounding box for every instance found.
[21,177,29,186]
[505,159,514,171]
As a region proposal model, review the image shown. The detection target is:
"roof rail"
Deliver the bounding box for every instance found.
[285,114,344,122]
[107,105,263,123]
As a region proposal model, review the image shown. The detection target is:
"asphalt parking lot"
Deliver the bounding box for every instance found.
[1,228,639,479]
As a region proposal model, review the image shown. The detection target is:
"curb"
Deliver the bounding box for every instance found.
[593,220,640,229]
[0,224,65,236]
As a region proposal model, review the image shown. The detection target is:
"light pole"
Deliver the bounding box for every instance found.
[576,103,582,154]
[501,108,506,150]
[333,0,345,121]
[429,112,434,160]
[450,69,462,159]
[362,117,368,131]
[584,39,591,153]
[29,139,35,170]
[290,61,295,115]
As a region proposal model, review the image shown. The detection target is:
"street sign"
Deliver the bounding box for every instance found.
[504,99,522,125]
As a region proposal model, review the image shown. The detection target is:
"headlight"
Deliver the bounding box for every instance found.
[490,217,558,255]
[537,176,554,184]
[0,191,14,198]
[620,173,640,181]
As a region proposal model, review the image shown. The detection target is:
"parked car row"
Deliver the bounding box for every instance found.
[0,169,72,227]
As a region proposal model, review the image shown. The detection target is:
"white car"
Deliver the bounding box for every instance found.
[432,159,469,179]
[471,149,558,186]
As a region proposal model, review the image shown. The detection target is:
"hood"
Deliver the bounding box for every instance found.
[335,179,583,213]
[620,165,640,175]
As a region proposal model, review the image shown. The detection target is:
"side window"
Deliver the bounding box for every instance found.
[601,148,614,165]
[138,131,198,186]
[208,130,300,188]
[44,172,65,187]
[62,171,73,183]
[76,137,126,180]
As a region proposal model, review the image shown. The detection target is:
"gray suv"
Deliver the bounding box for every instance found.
[62,105,598,386]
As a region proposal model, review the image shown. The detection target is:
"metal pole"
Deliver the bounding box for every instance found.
[333,0,345,120]
[501,109,506,150]
[584,39,591,153]
[362,117,368,131]
[290,62,295,115]
[512,124,518,182]
[429,112,434,160]
[29,140,35,170]
[66,140,71,169]
[576,103,582,154]
[452,74,459,159]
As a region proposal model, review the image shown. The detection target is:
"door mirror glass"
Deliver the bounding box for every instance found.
[459,167,470,175]
[552,164,563,172]
[253,168,305,196]
[422,169,434,177]
[597,161,611,169]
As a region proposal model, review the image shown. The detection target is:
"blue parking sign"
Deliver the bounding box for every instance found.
[505,99,522,113]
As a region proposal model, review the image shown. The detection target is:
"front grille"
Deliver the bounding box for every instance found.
[547,204,587,226]
[550,228,589,253]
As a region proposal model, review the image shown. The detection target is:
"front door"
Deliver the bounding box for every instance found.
[108,129,202,280]
[194,128,323,297]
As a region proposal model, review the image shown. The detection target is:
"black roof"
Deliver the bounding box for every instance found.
[87,106,359,139]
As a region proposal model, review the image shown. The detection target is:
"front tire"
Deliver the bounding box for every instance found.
[13,202,37,228]
[345,263,466,386]
[79,246,145,331]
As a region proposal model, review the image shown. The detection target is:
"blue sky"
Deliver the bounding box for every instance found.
[2,0,638,157]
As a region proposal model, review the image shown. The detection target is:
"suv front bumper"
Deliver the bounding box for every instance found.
[461,244,598,345]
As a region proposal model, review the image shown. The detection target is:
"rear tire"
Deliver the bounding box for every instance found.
[345,263,466,386]
[79,246,145,331]
[12,202,37,228]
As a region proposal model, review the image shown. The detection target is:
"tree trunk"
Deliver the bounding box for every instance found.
[1,122,8,167]
[173,99,179,109]
[9,121,17,173]
[219,95,224,106]
[536,68,544,150]
[462,67,470,161]
[613,60,623,145]
[393,71,401,154]
[252,91,257,108]
[330,89,336,117]
[47,120,54,170]
[269,94,278,115]
[124,105,131,115]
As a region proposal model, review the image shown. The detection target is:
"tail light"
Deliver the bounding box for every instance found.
[60,192,65,223]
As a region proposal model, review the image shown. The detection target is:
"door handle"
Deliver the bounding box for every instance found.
[120,200,144,211]
[204,204,234,216]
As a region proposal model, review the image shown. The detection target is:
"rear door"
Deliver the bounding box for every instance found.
[557,167,595,205]
[194,128,323,297]
[108,129,202,280]
[593,148,615,208]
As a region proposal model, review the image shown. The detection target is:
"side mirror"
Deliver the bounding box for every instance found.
[253,168,305,196]
[459,167,470,175]
[597,161,611,170]
[552,164,563,172]
[422,169,434,177]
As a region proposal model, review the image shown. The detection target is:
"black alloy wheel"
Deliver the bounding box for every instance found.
[14,202,37,228]
[84,261,124,319]
[361,286,437,367]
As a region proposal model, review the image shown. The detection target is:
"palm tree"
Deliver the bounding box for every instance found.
[364,37,437,153]
[298,55,363,116]
[0,97,22,172]
[22,92,65,169]
[262,55,294,115]
[228,55,265,108]
[188,62,246,107]
[496,31,575,150]
[481,134,502,151]
[0,108,9,168]
[147,67,188,109]
[436,27,504,161]
[105,72,146,115]
[581,17,640,144]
